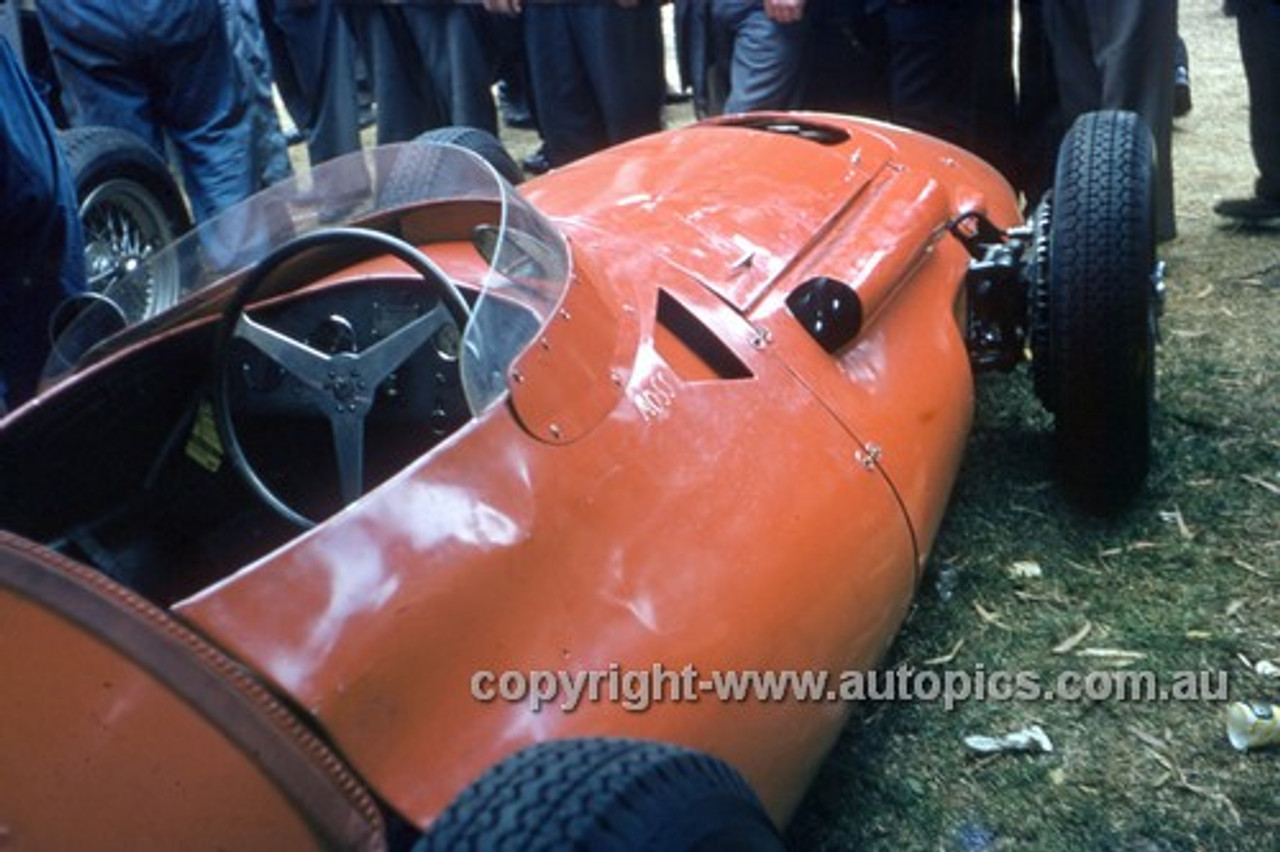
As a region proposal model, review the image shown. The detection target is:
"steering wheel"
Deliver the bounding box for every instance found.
[212,227,471,527]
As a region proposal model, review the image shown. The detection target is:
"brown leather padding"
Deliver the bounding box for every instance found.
[0,531,386,851]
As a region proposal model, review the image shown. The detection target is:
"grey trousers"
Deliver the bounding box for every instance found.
[1042,0,1177,240]
[707,0,811,115]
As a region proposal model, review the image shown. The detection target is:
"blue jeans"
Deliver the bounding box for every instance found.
[37,0,255,223]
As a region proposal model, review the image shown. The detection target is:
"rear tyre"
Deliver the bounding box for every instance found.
[417,739,786,852]
[1036,110,1157,512]
[59,126,190,322]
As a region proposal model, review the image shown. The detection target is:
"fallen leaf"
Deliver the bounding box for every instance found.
[963,724,1054,755]
[1158,506,1194,540]
[1008,560,1043,579]
[1076,647,1147,660]
[1052,621,1093,654]
[1128,725,1170,753]
[974,602,1013,631]
[923,638,965,666]
[1242,474,1280,496]
[1232,558,1271,579]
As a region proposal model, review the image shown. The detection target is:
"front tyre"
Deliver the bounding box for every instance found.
[417,739,786,852]
[1036,110,1158,513]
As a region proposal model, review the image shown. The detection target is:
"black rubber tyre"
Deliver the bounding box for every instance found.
[417,739,786,852]
[380,126,523,209]
[1038,110,1157,512]
[59,125,191,322]
[416,126,523,186]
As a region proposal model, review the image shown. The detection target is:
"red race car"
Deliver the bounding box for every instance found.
[0,111,1159,850]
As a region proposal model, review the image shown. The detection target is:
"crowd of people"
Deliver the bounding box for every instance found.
[2,0,1277,413]
[22,0,1280,224]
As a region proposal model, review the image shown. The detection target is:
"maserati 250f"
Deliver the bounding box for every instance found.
[0,111,1160,850]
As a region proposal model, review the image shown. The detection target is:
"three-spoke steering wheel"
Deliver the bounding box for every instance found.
[212,228,471,527]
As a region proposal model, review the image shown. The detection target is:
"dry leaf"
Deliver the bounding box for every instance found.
[923,638,965,666]
[1008,560,1043,579]
[1076,647,1147,660]
[1053,621,1093,654]
[973,602,1013,631]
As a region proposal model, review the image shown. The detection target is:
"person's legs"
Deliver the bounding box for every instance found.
[524,5,604,166]
[571,0,664,145]
[221,0,293,189]
[1237,0,1280,201]
[0,41,85,408]
[883,0,971,147]
[1043,0,1176,239]
[146,0,257,222]
[1016,0,1061,205]
[36,0,163,152]
[714,1,809,113]
[356,5,441,144]
[968,0,1017,181]
[1089,0,1176,239]
[1040,0,1101,124]
[267,0,363,164]
[437,6,499,134]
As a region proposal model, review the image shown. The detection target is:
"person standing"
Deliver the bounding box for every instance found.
[1214,0,1280,223]
[36,0,256,224]
[705,0,812,115]
[484,0,664,169]
[222,0,295,189]
[259,0,365,167]
[0,39,85,411]
[1041,0,1178,241]
[342,0,497,144]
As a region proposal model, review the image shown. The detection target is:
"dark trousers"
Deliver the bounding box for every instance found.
[523,2,664,167]
[260,0,363,166]
[1042,0,1177,240]
[346,4,496,144]
[1236,0,1280,199]
[0,41,85,409]
[875,1,1020,188]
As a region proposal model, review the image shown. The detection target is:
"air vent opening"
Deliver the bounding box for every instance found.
[713,117,850,146]
[655,290,753,382]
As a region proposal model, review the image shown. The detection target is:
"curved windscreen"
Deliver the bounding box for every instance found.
[41,141,570,414]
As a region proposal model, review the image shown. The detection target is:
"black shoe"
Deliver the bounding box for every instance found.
[1173,66,1192,118]
[664,87,693,105]
[498,81,536,130]
[521,146,551,176]
[502,104,535,130]
[1213,194,1280,222]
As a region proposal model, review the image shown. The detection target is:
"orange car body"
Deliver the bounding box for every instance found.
[0,113,1020,848]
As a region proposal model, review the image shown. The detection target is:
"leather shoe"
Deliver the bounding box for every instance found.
[521,146,551,176]
[1214,194,1280,222]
